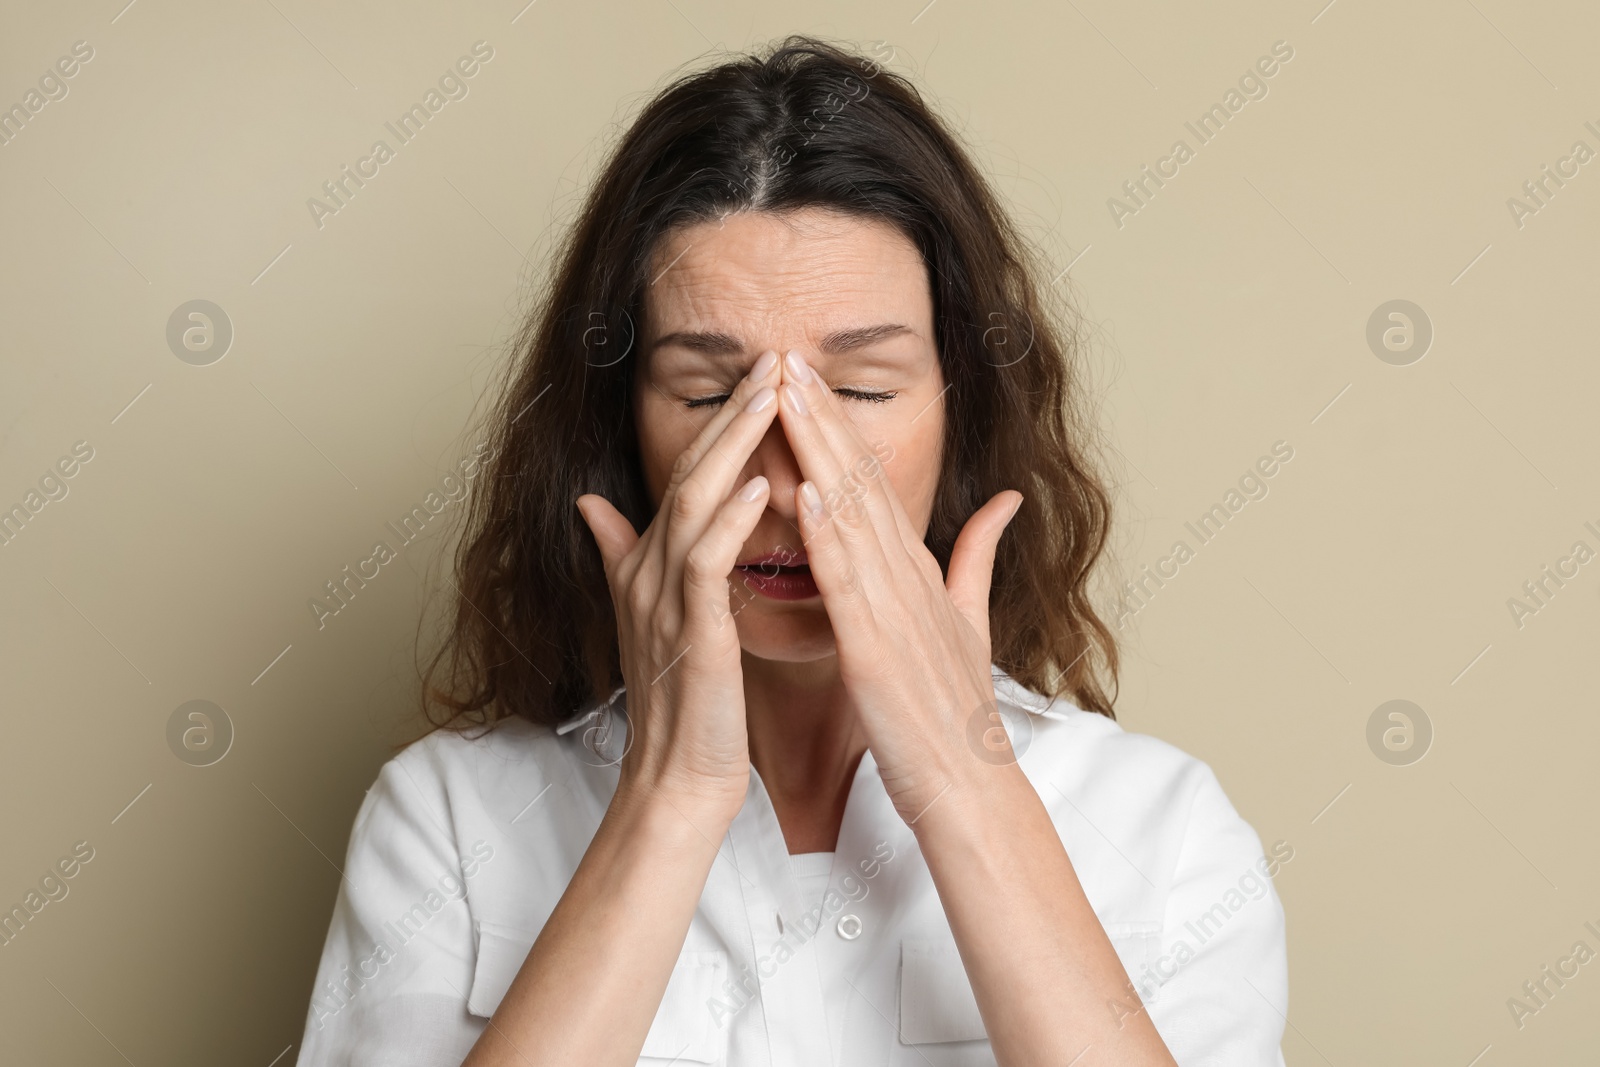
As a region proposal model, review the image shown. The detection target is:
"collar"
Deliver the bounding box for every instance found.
[554,670,1074,736]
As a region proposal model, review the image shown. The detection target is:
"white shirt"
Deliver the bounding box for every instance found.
[294,669,1289,1066]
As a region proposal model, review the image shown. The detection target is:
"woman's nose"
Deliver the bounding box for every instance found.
[746,417,802,520]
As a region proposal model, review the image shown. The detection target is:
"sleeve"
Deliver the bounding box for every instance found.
[1143,761,1291,1067]
[294,751,487,1067]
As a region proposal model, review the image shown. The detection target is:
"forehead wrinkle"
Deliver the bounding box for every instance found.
[653,274,920,345]
[644,215,933,368]
[659,238,908,308]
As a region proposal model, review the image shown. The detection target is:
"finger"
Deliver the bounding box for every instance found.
[815,392,944,587]
[779,348,944,591]
[681,475,772,638]
[658,349,779,515]
[945,491,1024,649]
[789,350,950,591]
[870,455,947,589]
[781,349,904,548]
[648,350,777,572]
[794,477,877,638]
[660,358,781,593]
[776,352,894,588]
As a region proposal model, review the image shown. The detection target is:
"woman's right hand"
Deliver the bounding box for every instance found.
[574,349,781,824]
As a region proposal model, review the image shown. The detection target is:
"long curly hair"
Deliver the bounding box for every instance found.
[414,34,1120,738]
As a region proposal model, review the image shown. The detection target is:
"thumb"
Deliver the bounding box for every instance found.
[575,493,639,582]
[945,491,1023,648]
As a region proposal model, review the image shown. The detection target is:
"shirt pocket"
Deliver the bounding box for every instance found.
[467,919,538,1019]
[898,937,989,1046]
[635,950,729,1064]
[468,920,729,1064]
[1100,918,1163,991]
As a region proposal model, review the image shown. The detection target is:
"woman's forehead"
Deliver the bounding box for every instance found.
[642,209,932,344]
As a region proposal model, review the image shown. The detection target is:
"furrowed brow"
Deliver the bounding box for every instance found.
[649,330,745,356]
[817,323,913,353]
[651,323,914,358]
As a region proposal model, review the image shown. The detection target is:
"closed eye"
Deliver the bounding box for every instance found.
[684,388,898,410]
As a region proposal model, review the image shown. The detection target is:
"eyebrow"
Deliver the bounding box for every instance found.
[650,323,915,358]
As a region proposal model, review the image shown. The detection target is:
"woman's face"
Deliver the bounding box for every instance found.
[635,206,945,662]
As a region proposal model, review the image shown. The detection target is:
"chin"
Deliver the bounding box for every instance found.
[733,605,835,662]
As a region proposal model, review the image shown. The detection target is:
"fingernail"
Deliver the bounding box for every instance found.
[738,475,768,502]
[799,480,823,517]
[783,383,809,416]
[751,350,778,380]
[748,386,776,412]
[784,349,812,385]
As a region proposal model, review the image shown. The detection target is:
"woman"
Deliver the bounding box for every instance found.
[295,35,1288,1067]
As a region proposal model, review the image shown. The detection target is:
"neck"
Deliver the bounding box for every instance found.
[740,649,868,854]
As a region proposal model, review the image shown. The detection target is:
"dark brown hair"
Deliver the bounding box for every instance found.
[417,34,1120,737]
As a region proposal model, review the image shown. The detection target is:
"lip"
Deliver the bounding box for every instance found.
[733,560,819,601]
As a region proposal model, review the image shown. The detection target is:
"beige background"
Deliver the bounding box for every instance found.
[2,0,1596,1062]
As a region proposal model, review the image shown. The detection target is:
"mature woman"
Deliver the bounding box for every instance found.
[296,35,1288,1067]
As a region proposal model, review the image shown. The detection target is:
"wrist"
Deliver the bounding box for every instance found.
[609,777,745,843]
[901,756,1031,841]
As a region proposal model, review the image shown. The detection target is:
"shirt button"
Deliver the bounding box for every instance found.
[836,913,863,940]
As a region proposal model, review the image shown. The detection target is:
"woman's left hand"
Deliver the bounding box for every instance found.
[774,347,1025,825]
[775,349,1181,1067]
